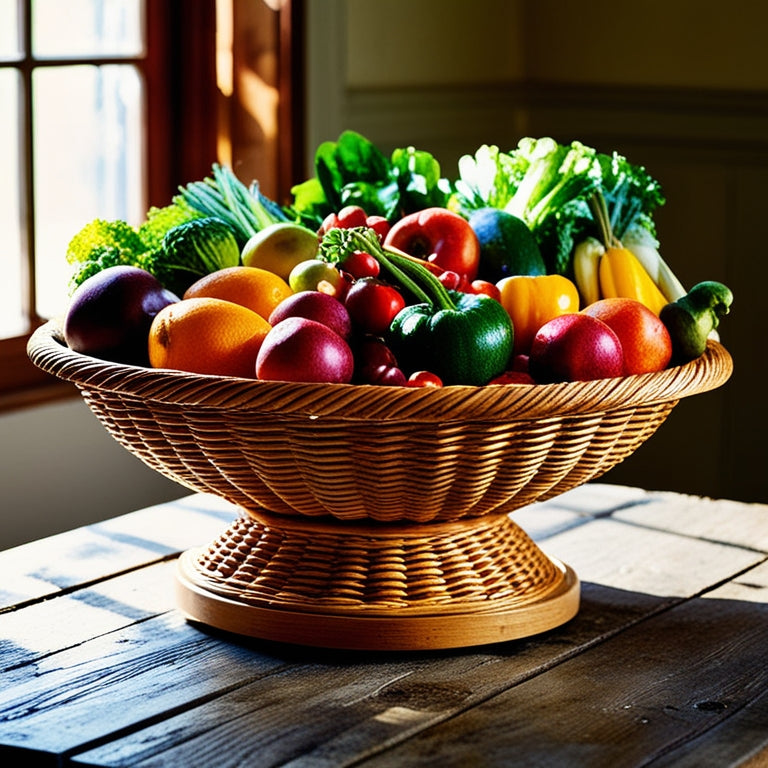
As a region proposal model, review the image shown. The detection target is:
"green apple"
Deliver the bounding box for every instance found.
[288,259,345,296]
[241,222,319,280]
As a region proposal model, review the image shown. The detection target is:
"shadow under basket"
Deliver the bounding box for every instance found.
[28,321,733,650]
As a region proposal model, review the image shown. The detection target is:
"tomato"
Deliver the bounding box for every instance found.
[318,212,339,236]
[470,280,502,303]
[344,278,405,335]
[355,335,397,370]
[437,270,463,290]
[384,207,480,281]
[488,370,536,385]
[338,251,380,280]
[336,205,368,229]
[406,371,443,388]
[365,215,390,241]
[367,364,407,386]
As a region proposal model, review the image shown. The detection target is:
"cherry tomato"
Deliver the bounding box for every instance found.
[336,205,368,229]
[344,278,406,335]
[365,215,391,241]
[437,270,463,290]
[406,371,443,388]
[366,364,407,386]
[318,212,339,236]
[470,280,502,303]
[355,335,398,371]
[488,370,535,385]
[338,250,380,279]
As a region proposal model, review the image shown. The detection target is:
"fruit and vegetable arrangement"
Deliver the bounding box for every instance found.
[61,131,733,388]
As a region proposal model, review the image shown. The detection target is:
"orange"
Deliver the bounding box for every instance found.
[148,297,271,377]
[183,266,293,321]
[581,297,672,375]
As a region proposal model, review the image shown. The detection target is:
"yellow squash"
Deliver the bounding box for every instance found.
[598,246,669,315]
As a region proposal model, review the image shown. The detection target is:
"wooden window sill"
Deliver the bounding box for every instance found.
[0,330,78,413]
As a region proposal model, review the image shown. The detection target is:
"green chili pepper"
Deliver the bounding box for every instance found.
[320,227,514,386]
[659,280,733,364]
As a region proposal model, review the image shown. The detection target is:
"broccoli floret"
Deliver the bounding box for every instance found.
[137,201,203,253]
[68,247,132,290]
[66,219,147,292]
[140,216,241,296]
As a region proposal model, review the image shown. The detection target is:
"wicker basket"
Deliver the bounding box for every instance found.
[28,320,733,650]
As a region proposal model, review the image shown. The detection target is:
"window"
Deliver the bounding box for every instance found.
[0,0,231,409]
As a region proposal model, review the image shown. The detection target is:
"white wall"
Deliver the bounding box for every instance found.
[0,398,187,549]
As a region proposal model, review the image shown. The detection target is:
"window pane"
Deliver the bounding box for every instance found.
[0,70,24,336]
[0,0,21,58]
[33,64,145,320]
[32,0,144,58]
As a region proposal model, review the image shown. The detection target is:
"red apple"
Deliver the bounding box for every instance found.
[268,290,352,340]
[529,313,624,383]
[255,317,354,383]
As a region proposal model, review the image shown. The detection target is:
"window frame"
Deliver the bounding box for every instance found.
[0,0,219,411]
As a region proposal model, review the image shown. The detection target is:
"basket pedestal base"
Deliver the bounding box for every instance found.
[175,509,579,651]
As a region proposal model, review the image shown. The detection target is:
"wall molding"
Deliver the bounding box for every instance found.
[340,81,768,165]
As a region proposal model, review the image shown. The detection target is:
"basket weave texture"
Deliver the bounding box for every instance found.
[191,510,564,615]
[28,320,733,524]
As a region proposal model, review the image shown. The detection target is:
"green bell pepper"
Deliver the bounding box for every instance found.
[320,227,513,386]
[389,290,512,386]
[659,280,733,364]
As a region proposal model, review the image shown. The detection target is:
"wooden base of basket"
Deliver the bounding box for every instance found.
[175,509,580,650]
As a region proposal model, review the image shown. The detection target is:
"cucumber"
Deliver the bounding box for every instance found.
[468,207,546,282]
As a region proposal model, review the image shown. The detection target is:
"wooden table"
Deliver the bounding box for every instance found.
[1,483,767,767]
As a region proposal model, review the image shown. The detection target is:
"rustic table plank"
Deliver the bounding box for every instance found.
[63,511,766,767]
[0,611,293,759]
[645,688,768,767]
[0,494,234,609]
[0,561,177,672]
[2,486,766,768]
[353,558,768,768]
[612,491,768,552]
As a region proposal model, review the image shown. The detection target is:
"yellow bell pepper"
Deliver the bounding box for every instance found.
[497,274,580,356]
[598,246,669,315]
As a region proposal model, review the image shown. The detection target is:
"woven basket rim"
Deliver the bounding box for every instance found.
[27,319,733,422]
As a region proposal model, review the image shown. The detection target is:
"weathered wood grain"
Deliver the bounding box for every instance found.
[0,486,765,768]
[65,500,767,766]
[353,559,768,768]
[0,561,177,672]
[0,494,234,609]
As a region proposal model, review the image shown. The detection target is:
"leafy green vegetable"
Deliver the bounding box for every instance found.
[596,151,666,241]
[137,201,203,253]
[66,219,148,291]
[143,217,241,296]
[66,214,241,297]
[66,163,291,293]
[450,137,666,277]
[451,138,601,275]
[176,164,289,247]
[288,130,450,228]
